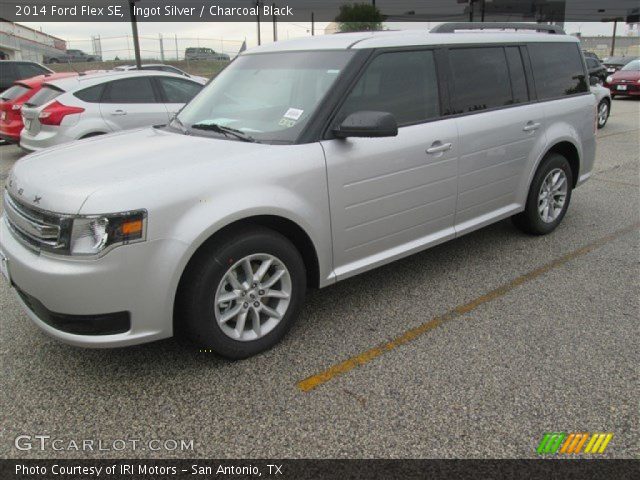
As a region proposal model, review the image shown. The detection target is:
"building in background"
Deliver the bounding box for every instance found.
[0,20,65,62]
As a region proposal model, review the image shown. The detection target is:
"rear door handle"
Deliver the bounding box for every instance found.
[523,122,541,132]
[111,110,127,116]
[426,142,452,155]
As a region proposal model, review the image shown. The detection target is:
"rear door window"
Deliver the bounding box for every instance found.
[448,47,513,113]
[102,77,158,103]
[528,43,588,100]
[505,47,529,105]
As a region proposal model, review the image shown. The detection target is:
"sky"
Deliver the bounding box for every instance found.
[20,21,627,60]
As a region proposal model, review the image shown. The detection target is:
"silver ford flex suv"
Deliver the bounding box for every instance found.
[0,24,596,359]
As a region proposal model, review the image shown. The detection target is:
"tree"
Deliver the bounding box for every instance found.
[335,3,384,32]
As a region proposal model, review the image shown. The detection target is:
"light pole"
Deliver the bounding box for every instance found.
[128,0,142,68]
[256,0,261,46]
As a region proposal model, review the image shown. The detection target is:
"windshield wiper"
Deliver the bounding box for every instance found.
[190,122,256,143]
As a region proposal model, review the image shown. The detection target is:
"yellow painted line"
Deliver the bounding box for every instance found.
[583,433,599,454]
[598,433,613,453]
[590,433,606,454]
[297,223,640,393]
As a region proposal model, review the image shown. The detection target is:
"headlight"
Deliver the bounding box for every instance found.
[68,210,147,256]
[606,76,613,84]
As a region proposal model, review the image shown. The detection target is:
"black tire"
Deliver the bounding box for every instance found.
[512,153,574,235]
[176,226,307,359]
[48,58,59,64]
[597,99,610,129]
[80,132,105,139]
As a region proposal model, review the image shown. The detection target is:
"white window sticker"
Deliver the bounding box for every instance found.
[283,108,304,120]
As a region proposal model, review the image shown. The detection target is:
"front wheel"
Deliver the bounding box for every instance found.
[512,153,573,235]
[177,227,307,359]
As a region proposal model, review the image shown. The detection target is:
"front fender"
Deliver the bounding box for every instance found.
[168,184,332,284]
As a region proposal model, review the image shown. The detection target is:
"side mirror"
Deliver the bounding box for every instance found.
[589,76,602,86]
[333,111,398,138]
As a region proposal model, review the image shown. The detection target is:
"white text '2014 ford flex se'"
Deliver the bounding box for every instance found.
[0,24,596,358]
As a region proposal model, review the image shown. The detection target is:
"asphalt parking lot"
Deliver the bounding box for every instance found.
[0,98,638,460]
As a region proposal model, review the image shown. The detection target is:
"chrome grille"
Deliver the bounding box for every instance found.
[3,190,64,252]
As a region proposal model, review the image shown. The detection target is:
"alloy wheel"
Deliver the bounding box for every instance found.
[214,254,292,342]
[538,168,568,223]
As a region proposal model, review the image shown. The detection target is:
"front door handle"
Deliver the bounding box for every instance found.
[111,110,127,116]
[523,122,541,132]
[426,142,453,155]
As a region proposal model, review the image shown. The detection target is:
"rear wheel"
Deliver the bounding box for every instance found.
[597,99,610,129]
[177,227,306,359]
[512,153,573,235]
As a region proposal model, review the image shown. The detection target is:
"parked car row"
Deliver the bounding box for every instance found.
[0,61,206,150]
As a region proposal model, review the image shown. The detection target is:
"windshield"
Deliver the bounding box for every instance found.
[621,60,640,71]
[177,50,355,143]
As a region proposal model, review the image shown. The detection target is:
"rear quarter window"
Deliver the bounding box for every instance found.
[528,43,588,100]
[74,84,104,103]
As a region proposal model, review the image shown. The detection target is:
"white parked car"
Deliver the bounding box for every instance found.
[113,64,208,84]
[1,24,596,359]
[19,70,203,151]
[590,82,611,129]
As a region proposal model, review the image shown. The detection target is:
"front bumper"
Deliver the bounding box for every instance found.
[0,214,187,348]
[608,83,640,96]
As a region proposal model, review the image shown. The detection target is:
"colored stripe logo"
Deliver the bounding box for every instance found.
[537,433,613,455]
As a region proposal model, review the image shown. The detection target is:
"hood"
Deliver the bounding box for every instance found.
[6,127,269,214]
[611,70,640,81]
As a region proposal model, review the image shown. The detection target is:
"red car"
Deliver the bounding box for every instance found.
[606,59,640,98]
[0,72,77,142]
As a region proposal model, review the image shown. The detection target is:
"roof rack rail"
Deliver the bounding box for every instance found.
[430,22,565,35]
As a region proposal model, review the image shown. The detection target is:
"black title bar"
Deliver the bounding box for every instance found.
[1,0,639,22]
